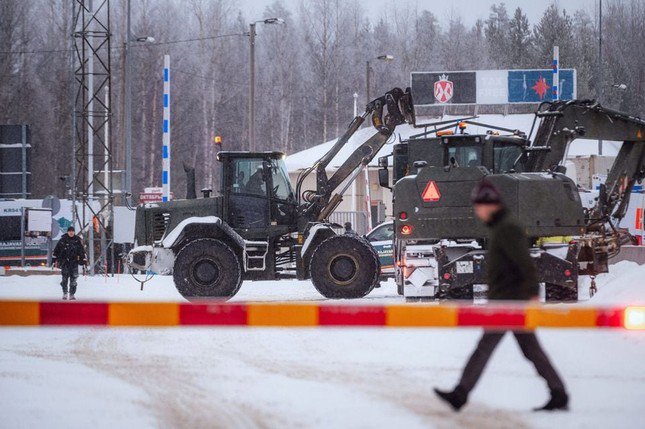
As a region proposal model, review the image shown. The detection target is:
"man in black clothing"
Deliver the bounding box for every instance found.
[434,180,569,412]
[53,226,86,300]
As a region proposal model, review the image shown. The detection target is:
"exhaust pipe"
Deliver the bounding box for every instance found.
[183,162,197,199]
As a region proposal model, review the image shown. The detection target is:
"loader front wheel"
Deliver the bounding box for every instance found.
[173,238,242,301]
[310,235,380,299]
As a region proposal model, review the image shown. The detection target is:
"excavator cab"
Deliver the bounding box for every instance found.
[218,151,298,238]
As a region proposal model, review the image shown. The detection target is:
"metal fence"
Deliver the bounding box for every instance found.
[329,211,370,235]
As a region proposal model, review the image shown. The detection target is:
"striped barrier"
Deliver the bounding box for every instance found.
[0,301,643,329]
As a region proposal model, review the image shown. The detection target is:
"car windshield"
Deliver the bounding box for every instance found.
[368,223,394,242]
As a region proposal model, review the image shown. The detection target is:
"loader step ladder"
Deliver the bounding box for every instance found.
[243,240,269,271]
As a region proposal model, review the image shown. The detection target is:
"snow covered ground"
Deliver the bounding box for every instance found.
[1,261,644,428]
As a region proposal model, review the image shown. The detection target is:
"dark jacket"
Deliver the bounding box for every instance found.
[486,209,538,300]
[53,234,86,271]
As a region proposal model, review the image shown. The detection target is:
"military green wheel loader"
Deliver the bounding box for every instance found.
[127,88,415,301]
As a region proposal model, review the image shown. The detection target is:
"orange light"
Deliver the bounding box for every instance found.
[624,306,645,330]
[214,135,222,144]
[421,180,441,202]
[437,130,454,136]
[401,224,413,235]
[458,122,467,129]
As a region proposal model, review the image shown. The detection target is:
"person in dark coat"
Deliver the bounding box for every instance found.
[434,179,569,412]
[53,226,87,300]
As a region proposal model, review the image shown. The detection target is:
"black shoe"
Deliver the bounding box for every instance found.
[534,390,569,411]
[434,386,467,411]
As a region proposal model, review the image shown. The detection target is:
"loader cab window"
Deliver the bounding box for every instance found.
[270,158,295,201]
[232,158,266,196]
[493,143,524,173]
[445,145,482,168]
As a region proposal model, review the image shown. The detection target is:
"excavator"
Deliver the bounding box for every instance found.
[388,99,645,301]
[127,87,415,300]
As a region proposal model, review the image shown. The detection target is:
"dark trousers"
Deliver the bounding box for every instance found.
[61,267,79,295]
[457,330,565,393]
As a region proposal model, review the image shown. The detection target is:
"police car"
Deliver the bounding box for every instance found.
[366,221,394,277]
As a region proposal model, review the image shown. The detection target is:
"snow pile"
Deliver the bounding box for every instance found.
[581,260,645,306]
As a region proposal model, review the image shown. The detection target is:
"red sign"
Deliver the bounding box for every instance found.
[434,74,454,103]
[421,181,441,202]
[139,192,174,204]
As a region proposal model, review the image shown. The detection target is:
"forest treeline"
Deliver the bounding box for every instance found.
[1,0,644,197]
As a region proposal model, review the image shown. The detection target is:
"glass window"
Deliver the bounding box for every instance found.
[271,159,294,201]
[494,145,524,173]
[232,158,266,196]
[446,146,482,168]
[368,223,394,242]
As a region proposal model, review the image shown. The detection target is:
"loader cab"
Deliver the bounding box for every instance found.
[218,151,297,238]
[384,134,529,186]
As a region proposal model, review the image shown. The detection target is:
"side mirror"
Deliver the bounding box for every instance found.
[378,156,389,168]
[378,168,391,190]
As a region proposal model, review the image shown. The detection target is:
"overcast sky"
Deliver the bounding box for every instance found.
[238,0,598,27]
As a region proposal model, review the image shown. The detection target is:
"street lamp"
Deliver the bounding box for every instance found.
[124,0,155,199]
[366,54,394,102]
[248,18,285,151]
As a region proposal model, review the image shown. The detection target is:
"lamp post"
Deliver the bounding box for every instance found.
[248,17,284,151]
[366,54,394,103]
[124,0,155,198]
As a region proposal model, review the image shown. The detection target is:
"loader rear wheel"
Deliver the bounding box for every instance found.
[173,238,242,301]
[310,235,380,299]
[545,282,578,302]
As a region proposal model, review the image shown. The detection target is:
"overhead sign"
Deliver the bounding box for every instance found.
[411,69,577,106]
[412,72,476,105]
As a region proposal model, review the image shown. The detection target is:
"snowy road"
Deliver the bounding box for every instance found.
[1,261,644,428]
[1,328,644,429]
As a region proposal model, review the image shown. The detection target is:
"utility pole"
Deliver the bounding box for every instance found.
[598,0,603,155]
[249,22,256,151]
[124,0,132,196]
[248,18,284,152]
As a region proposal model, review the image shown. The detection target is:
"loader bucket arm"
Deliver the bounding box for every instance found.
[299,87,415,222]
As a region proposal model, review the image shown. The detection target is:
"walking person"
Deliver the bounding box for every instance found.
[53,226,87,300]
[434,180,569,412]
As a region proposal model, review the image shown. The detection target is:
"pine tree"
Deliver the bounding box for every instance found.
[508,7,531,68]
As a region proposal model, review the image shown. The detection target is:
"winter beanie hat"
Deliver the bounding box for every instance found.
[471,179,504,205]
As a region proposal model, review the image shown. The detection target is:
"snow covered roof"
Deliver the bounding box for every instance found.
[285,113,621,172]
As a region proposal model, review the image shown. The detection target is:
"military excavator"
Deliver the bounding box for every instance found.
[386,99,645,302]
[127,87,415,300]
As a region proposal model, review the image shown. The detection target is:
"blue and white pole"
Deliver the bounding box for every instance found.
[162,54,171,202]
[552,45,559,101]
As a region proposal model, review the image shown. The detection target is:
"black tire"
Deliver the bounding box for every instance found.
[309,234,380,299]
[545,282,578,302]
[173,238,242,301]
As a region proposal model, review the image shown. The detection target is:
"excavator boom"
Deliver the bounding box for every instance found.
[528,100,645,224]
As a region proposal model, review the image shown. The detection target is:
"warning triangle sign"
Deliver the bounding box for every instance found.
[421,181,441,202]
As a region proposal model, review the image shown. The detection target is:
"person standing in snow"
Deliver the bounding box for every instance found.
[434,179,569,412]
[53,226,87,300]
